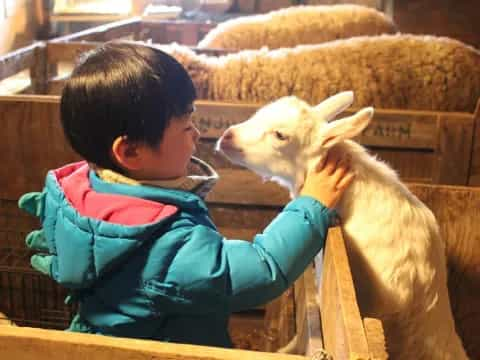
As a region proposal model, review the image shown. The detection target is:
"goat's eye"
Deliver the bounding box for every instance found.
[274,131,288,141]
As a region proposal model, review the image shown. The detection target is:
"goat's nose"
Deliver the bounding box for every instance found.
[220,129,237,147]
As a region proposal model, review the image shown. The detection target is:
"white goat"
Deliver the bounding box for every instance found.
[215,92,468,359]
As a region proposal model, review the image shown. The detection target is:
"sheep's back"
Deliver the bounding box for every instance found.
[197,5,397,51]
[208,34,480,113]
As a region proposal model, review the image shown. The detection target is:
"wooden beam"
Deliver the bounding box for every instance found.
[0,325,308,360]
[50,17,142,43]
[30,43,47,94]
[0,43,39,81]
[46,42,100,64]
[316,227,371,360]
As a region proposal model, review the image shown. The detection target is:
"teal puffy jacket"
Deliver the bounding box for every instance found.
[19,161,334,347]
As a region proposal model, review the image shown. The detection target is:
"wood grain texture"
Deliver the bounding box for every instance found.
[0,325,308,360]
[363,318,388,360]
[293,265,324,356]
[468,99,480,185]
[409,183,480,360]
[316,227,371,360]
[0,43,38,81]
[263,287,296,352]
[49,18,141,43]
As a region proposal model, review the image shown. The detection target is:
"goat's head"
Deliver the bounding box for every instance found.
[216,91,374,196]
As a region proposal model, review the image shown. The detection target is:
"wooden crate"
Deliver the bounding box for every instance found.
[2,36,479,186]
[0,95,472,199]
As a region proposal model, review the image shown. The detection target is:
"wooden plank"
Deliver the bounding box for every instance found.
[293,265,324,356]
[354,110,437,150]
[0,325,308,360]
[192,101,259,138]
[207,169,289,206]
[209,206,280,239]
[0,98,80,200]
[193,101,440,150]
[139,21,217,46]
[0,43,39,81]
[264,287,296,352]
[0,312,15,326]
[50,17,142,43]
[229,310,266,351]
[0,95,59,103]
[432,114,474,185]
[0,96,475,202]
[408,183,480,360]
[363,318,388,360]
[316,227,370,360]
[47,42,100,65]
[468,98,480,185]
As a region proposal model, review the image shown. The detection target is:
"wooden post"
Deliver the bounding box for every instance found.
[468,98,480,185]
[316,227,371,360]
[30,43,48,94]
[433,113,474,185]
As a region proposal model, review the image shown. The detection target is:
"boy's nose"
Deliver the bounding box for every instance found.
[193,125,201,142]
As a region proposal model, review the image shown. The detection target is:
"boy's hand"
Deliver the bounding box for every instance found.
[300,151,355,209]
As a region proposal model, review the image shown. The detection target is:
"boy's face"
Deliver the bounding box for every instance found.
[138,111,200,180]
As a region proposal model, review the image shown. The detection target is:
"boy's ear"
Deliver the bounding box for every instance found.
[316,107,374,149]
[111,136,144,171]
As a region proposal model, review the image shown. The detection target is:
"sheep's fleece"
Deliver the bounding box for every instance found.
[167,34,480,113]
[197,4,397,50]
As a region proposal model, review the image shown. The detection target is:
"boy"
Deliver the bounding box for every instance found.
[19,43,354,347]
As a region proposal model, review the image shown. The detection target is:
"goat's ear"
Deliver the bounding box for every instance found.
[316,107,374,149]
[313,91,354,122]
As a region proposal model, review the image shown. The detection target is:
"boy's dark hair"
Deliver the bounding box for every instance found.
[61,42,196,172]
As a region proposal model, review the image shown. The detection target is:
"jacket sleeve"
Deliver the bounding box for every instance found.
[169,196,335,313]
[223,196,334,311]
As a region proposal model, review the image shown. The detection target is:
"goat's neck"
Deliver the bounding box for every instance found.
[312,141,416,221]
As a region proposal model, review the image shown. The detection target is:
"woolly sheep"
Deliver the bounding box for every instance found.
[167,34,480,113]
[215,91,468,359]
[197,5,397,50]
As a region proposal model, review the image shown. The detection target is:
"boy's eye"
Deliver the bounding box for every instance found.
[274,131,289,141]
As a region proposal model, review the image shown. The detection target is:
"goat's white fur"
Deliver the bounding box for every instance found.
[216,92,468,359]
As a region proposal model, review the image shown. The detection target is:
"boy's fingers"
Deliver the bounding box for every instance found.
[315,155,328,172]
[332,162,350,185]
[323,152,341,175]
[335,172,356,191]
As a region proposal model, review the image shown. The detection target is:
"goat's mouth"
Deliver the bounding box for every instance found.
[216,142,244,155]
[217,144,247,164]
